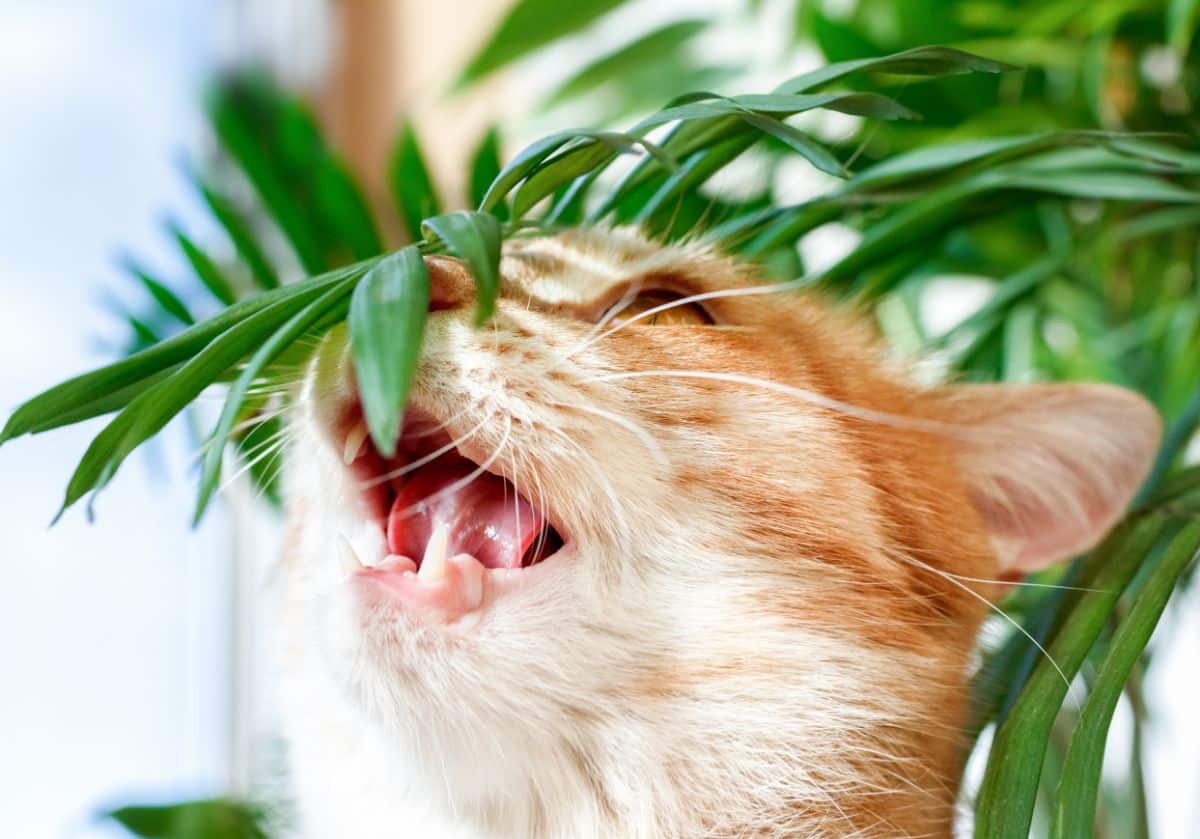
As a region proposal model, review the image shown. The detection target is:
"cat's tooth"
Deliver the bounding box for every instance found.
[337,534,365,575]
[419,521,450,581]
[343,420,369,465]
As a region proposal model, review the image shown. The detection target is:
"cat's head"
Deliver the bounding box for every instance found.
[283,228,1158,835]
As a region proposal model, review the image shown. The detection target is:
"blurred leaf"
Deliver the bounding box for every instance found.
[349,247,430,458]
[169,222,238,306]
[1169,0,1200,53]
[543,20,710,107]
[207,80,328,274]
[192,175,280,290]
[456,0,633,88]
[469,127,508,220]
[390,123,443,243]
[313,154,383,259]
[421,211,502,324]
[107,798,267,839]
[123,261,195,326]
[778,44,1015,93]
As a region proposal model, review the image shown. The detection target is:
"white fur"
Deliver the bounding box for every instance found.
[278,240,943,837]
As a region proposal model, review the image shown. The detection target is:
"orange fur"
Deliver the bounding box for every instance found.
[280,227,1158,838]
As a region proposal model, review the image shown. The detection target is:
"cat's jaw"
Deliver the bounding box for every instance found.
[307,390,570,627]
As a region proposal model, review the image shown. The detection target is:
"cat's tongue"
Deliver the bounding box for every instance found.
[386,459,544,570]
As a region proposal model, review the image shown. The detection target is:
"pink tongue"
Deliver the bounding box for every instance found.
[386,460,545,570]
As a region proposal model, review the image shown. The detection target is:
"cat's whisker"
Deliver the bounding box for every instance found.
[563,278,811,361]
[525,447,552,564]
[542,424,634,551]
[389,417,513,522]
[217,430,291,497]
[580,369,968,438]
[939,569,1109,594]
[360,413,494,489]
[546,399,669,468]
[186,409,290,464]
[405,400,484,439]
[549,280,644,368]
[895,552,1071,688]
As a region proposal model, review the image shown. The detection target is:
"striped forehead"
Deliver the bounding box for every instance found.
[498,228,668,308]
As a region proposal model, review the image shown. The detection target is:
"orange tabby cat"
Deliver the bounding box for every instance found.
[280,227,1158,838]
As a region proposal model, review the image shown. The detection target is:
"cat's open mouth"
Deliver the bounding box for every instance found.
[333,404,565,614]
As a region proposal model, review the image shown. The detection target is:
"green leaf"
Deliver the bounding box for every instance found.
[456,0,633,88]
[635,135,757,226]
[480,130,588,213]
[193,175,280,289]
[349,247,430,457]
[207,81,328,274]
[973,515,1168,839]
[542,20,710,107]
[736,111,845,177]
[314,154,384,259]
[1051,521,1200,839]
[0,263,368,446]
[421,211,502,324]
[123,260,195,326]
[1169,0,1200,53]
[629,91,917,132]
[170,222,238,305]
[56,279,346,521]
[469,127,508,220]
[778,45,1015,92]
[999,170,1200,203]
[107,798,267,839]
[194,278,357,521]
[390,123,442,243]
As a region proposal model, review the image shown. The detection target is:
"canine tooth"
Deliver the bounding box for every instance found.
[343,420,369,465]
[337,535,364,575]
[419,521,450,581]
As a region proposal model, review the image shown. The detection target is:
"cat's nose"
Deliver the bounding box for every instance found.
[426,256,475,313]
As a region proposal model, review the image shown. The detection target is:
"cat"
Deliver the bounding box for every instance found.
[279,227,1159,838]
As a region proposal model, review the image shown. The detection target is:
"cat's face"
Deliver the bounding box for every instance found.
[282,228,1157,836]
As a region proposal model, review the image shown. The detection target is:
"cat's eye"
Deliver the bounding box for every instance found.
[607,289,714,326]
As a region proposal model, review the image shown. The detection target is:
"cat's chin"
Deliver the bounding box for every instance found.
[341,547,566,627]
[323,399,568,626]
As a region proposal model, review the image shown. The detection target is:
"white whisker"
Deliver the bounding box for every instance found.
[581,370,969,438]
[391,418,512,521]
[361,413,494,488]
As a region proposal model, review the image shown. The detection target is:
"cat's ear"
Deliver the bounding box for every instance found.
[936,383,1160,575]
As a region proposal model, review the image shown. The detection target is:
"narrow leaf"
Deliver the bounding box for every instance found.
[57,280,341,520]
[469,127,508,219]
[456,0,632,88]
[194,175,280,289]
[123,261,195,326]
[169,222,238,305]
[973,515,1168,839]
[390,124,442,243]
[349,247,430,457]
[421,211,502,324]
[779,45,1015,93]
[542,20,709,107]
[0,263,369,446]
[195,278,356,521]
[1051,521,1200,839]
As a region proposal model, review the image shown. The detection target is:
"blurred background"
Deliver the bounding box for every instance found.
[2,1,1199,837]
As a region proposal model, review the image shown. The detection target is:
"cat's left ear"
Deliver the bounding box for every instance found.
[935,383,1160,575]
